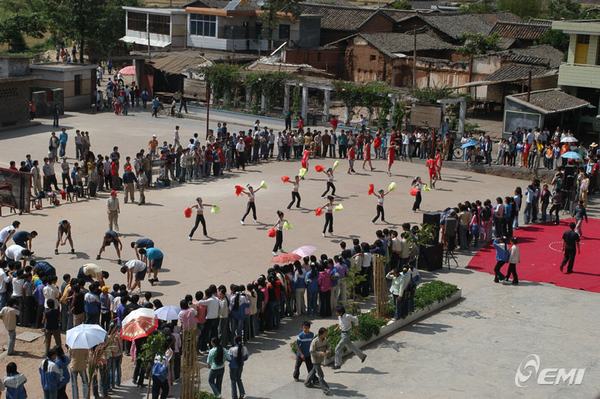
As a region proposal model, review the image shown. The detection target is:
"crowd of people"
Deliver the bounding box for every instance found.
[1,111,596,399]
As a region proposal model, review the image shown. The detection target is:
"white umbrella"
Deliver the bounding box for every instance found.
[122,307,156,326]
[66,324,107,349]
[154,305,181,321]
[560,136,578,143]
[292,245,317,258]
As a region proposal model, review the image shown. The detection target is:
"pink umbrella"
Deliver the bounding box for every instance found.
[119,65,136,76]
[292,245,316,258]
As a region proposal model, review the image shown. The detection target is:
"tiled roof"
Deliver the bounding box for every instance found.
[490,21,551,40]
[380,8,422,22]
[299,3,384,31]
[150,52,212,74]
[485,64,553,82]
[421,12,521,40]
[500,45,564,68]
[184,0,230,8]
[509,89,590,114]
[358,32,456,57]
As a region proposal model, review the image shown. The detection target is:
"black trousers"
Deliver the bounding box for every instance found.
[412,191,422,211]
[372,205,385,222]
[560,248,576,273]
[152,376,169,399]
[321,182,336,197]
[293,356,316,381]
[323,213,333,234]
[273,230,283,252]
[189,214,207,237]
[288,192,301,209]
[506,263,519,283]
[237,152,246,170]
[319,291,331,317]
[494,261,506,282]
[242,202,257,221]
[199,318,219,351]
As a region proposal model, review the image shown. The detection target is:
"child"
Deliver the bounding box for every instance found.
[0,299,19,355]
[506,237,520,285]
[1,362,27,398]
[574,200,588,236]
[293,321,315,382]
[305,327,331,395]
[347,145,356,174]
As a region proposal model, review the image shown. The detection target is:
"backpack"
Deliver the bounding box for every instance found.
[152,361,168,382]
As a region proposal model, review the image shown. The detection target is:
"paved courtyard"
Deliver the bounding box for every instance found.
[0,110,598,398]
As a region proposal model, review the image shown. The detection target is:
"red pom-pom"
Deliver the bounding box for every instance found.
[235,185,244,196]
[368,184,374,195]
[267,227,276,237]
[281,175,290,183]
[410,187,418,196]
[184,207,192,218]
[315,165,324,172]
[315,207,323,216]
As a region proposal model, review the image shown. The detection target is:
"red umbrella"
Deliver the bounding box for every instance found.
[272,253,301,263]
[120,308,158,341]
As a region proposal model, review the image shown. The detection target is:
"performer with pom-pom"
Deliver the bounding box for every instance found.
[426,155,438,189]
[319,195,339,237]
[240,184,263,224]
[188,197,216,239]
[411,177,424,212]
[284,175,302,209]
[271,210,288,255]
[372,188,391,224]
[320,168,336,197]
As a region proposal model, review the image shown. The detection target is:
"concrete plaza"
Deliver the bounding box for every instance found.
[0,110,598,398]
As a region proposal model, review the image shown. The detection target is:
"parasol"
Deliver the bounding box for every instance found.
[154,305,181,321]
[292,245,316,258]
[271,253,301,263]
[121,307,159,341]
[66,324,107,349]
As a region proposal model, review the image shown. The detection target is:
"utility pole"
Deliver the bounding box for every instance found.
[206,83,211,140]
[146,14,151,60]
[412,28,417,89]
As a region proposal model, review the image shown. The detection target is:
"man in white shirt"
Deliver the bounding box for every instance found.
[0,267,11,308]
[0,221,19,255]
[120,259,147,291]
[4,244,32,266]
[196,287,219,352]
[43,275,60,308]
[333,305,367,369]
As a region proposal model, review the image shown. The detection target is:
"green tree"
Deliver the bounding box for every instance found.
[497,0,542,18]
[459,32,501,56]
[43,0,138,62]
[0,13,45,52]
[390,0,411,10]
[537,29,570,53]
[459,0,495,13]
[261,0,301,51]
[547,0,582,19]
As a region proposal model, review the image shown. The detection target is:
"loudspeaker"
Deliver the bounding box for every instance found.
[422,212,441,244]
[418,243,443,271]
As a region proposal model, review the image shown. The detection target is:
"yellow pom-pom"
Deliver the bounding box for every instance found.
[210,205,220,214]
[332,160,340,171]
[387,182,397,192]
[334,204,344,212]
[283,221,293,230]
[298,168,307,178]
[259,180,268,189]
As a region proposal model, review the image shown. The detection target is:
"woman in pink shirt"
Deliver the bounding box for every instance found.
[318,265,332,317]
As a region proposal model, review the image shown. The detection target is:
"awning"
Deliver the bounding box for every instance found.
[120,36,171,48]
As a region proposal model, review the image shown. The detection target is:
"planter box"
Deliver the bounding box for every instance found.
[324,288,462,365]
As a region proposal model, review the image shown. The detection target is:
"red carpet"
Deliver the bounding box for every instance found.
[467,218,600,293]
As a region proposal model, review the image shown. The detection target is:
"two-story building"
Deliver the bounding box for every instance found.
[552,19,600,136]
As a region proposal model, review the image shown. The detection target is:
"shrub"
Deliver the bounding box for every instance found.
[195,391,219,399]
[414,281,459,310]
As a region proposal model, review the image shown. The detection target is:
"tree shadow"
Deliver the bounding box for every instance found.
[404,321,452,335]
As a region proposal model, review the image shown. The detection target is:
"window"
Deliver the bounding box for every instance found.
[148,14,170,35]
[370,54,376,61]
[189,14,216,37]
[127,12,146,32]
[74,75,81,96]
[577,35,590,44]
[278,24,290,40]
[255,22,263,39]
